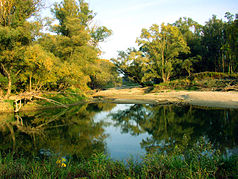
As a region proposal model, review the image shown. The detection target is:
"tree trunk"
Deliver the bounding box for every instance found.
[29,75,32,92]
[1,64,11,97]
[222,54,225,73]
[162,75,167,82]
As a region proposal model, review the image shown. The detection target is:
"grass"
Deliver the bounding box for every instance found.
[0,137,237,178]
[43,88,86,105]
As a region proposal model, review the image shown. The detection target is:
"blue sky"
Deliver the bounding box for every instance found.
[42,0,238,59]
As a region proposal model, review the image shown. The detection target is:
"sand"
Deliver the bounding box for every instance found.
[92,87,238,109]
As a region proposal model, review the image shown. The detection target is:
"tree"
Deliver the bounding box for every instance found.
[137,23,190,82]
[49,0,112,90]
[0,0,42,97]
[20,44,59,91]
[182,59,193,77]
[0,24,31,96]
[112,48,148,86]
[202,15,225,72]
[222,12,238,73]
[0,0,41,27]
[88,59,121,89]
[173,17,203,75]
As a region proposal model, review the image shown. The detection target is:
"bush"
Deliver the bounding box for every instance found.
[192,72,238,80]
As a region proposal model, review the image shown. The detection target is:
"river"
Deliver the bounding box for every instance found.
[0,103,237,161]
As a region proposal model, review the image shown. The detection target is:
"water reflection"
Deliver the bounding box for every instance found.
[110,104,238,154]
[0,103,116,159]
[0,103,237,160]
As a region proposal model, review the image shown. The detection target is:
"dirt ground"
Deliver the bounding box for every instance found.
[92,87,238,109]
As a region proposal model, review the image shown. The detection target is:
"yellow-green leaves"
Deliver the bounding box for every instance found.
[137,23,190,82]
[1,0,113,95]
[22,44,58,91]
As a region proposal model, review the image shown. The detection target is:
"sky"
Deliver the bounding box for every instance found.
[42,0,238,59]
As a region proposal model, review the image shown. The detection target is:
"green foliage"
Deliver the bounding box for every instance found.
[192,71,238,80]
[88,59,122,89]
[114,23,191,85]
[137,23,190,82]
[112,48,147,86]
[0,0,41,27]
[1,0,237,96]
[151,72,238,91]
[0,0,114,97]
[0,138,237,178]
[154,79,194,90]
[45,0,113,91]
[202,14,238,73]
[34,88,86,107]
[114,12,238,87]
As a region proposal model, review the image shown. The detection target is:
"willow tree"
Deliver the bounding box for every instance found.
[137,23,190,82]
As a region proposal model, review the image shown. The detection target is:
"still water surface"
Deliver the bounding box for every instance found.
[0,103,237,160]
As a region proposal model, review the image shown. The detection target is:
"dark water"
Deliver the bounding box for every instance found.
[0,103,237,161]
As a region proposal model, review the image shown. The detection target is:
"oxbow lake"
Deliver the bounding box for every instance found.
[0,103,237,161]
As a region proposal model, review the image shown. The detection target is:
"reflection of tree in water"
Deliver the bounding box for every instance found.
[110,104,238,154]
[0,103,116,160]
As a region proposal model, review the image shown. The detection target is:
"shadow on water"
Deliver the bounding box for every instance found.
[0,103,237,160]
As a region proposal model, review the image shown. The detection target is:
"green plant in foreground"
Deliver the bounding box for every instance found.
[0,137,237,178]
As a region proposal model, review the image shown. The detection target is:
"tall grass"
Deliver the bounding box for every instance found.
[0,137,237,178]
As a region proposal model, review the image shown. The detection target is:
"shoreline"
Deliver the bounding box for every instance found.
[1,89,238,113]
[92,88,238,109]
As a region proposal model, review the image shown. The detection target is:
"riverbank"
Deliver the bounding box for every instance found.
[92,87,238,109]
[1,87,238,113]
[0,90,87,113]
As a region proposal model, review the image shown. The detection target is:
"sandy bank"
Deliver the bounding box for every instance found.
[92,87,238,109]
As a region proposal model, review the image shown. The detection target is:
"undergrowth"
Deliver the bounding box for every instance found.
[153,72,238,92]
[38,88,86,106]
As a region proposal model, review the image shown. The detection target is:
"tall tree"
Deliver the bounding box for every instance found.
[0,0,42,97]
[202,15,225,72]
[173,17,203,75]
[137,23,190,82]
[222,12,238,73]
[49,0,111,90]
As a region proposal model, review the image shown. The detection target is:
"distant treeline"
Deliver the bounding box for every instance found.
[0,0,120,98]
[113,13,238,86]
